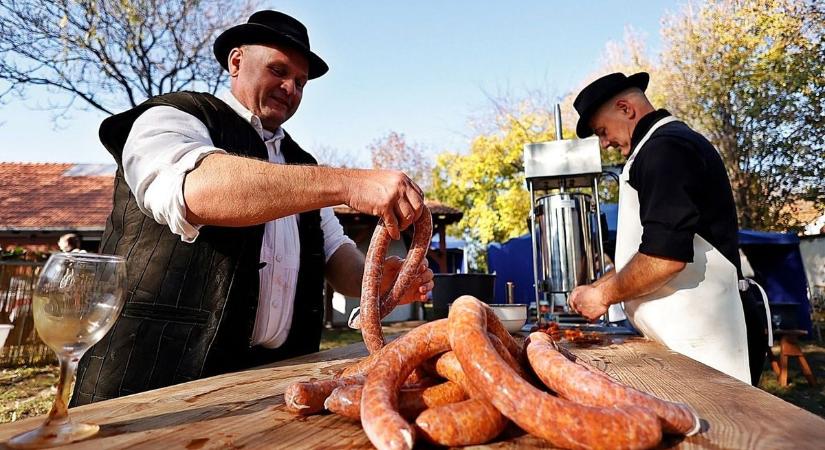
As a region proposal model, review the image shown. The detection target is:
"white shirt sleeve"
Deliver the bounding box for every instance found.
[320,207,356,262]
[122,106,227,243]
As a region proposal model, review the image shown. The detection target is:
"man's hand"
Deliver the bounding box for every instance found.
[568,284,610,321]
[344,169,425,240]
[379,256,434,304]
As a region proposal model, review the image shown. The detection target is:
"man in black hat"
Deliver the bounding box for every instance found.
[71,10,433,405]
[567,72,769,385]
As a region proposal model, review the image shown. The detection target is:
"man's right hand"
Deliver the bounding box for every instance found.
[344,168,425,240]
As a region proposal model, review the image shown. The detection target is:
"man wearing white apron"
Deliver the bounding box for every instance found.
[567,72,769,385]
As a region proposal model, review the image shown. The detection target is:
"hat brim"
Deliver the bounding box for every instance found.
[213,23,329,79]
[575,72,649,138]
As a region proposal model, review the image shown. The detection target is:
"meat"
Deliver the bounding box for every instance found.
[356,206,432,353]
[415,398,508,446]
[283,375,364,415]
[360,319,450,450]
[325,380,466,421]
[526,332,700,436]
[448,295,663,450]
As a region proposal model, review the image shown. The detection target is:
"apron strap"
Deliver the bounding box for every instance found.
[745,278,773,346]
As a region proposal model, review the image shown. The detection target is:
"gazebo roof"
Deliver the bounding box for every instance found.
[333,200,462,225]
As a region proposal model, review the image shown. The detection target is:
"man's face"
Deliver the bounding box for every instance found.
[229,44,309,130]
[589,101,634,157]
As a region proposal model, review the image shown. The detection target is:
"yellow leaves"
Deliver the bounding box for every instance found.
[431,111,557,262]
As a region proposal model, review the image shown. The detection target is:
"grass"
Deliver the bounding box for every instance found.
[2,319,823,425]
[0,366,57,424]
[757,311,825,418]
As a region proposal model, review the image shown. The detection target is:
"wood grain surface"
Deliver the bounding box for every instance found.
[1,336,823,449]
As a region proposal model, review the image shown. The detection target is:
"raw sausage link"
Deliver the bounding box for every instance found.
[326,380,466,421]
[433,331,525,395]
[483,306,524,361]
[430,344,512,445]
[284,375,364,415]
[325,384,363,420]
[415,398,508,446]
[356,206,432,353]
[399,380,466,417]
[338,342,439,388]
[527,332,700,436]
[361,319,451,450]
[448,296,662,450]
[357,220,393,353]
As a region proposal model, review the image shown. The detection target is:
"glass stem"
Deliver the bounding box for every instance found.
[45,353,79,426]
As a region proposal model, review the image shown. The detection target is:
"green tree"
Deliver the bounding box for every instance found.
[658,0,825,231]
[430,106,558,270]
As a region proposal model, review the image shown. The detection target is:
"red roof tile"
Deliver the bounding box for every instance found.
[0,163,114,230]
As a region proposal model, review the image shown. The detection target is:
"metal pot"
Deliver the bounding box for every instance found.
[534,192,597,293]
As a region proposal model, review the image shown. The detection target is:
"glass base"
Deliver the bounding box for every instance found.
[7,421,99,449]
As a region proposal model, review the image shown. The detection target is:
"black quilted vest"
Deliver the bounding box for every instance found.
[72,92,325,405]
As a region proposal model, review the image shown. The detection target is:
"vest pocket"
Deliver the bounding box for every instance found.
[122,302,209,325]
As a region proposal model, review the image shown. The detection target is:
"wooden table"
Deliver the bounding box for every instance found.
[1,336,824,449]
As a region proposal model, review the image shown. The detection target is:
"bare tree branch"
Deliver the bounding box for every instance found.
[0,0,261,115]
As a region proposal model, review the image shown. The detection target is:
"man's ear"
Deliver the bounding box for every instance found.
[615,98,635,120]
[228,47,243,77]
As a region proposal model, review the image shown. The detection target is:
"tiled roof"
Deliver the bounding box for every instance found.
[0,162,464,229]
[0,163,115,230]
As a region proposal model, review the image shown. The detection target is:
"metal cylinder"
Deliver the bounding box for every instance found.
[535,193,596,293]
[506,281,515,304]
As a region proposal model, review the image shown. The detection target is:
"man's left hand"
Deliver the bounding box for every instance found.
[380,256,434,304]
[568,284,610,321]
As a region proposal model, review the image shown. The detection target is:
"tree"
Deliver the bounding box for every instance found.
[430,105,558,270]
[559,26,662,170]
[0,0,259,115]
[369,131,433,191]
[311,144,367,169]
[658,0,825,231]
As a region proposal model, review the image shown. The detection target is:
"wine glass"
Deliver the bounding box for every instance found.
[8,253,126,449]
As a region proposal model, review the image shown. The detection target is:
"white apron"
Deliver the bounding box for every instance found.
[610,116,751,384]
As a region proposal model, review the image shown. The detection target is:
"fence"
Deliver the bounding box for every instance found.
[0,261,55,368]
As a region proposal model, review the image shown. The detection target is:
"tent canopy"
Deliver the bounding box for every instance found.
[488,212,813,336]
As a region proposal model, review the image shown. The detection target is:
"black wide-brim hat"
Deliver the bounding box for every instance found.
[573,72,649,138]
[214,10,328,79]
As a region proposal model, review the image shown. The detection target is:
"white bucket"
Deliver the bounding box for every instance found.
[0,324,13,348]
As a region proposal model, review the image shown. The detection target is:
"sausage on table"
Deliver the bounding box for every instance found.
[325,380,466,420]
[527,332,700,436]
[448,295,663,450]
[360,319,451,450]
[284,375,364,415]
[415,398,508,446]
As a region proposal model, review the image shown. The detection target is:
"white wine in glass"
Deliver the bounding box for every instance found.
[8,253,126,449]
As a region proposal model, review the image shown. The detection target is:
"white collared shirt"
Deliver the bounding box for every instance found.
[122,91,355,348]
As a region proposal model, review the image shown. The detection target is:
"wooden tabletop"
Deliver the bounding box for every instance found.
[1,335,824,449]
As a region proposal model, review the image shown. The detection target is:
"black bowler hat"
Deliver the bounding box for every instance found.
[213,10,328,79]
[573,72,649,138]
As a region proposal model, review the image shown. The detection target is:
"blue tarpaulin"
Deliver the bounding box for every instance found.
[488,208,813,335]
[487,234,535,305]
[738,230,813,335]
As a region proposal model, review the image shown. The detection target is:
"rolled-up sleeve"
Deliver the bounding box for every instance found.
[630,137,704,262]
[122,106,227,243]
[321,207,356,262]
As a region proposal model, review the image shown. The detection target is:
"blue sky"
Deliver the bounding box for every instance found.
[0,1,682,165]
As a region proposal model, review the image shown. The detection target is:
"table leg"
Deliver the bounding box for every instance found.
[798,356,818,386]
